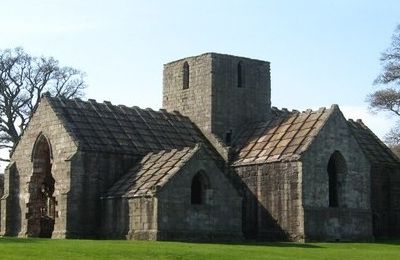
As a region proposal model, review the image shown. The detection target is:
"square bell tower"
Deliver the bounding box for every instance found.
[162,53,271,144]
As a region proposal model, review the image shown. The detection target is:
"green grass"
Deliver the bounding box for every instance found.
[0,237,399,260]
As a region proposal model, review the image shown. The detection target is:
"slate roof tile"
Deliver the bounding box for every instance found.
[46,96,203,155]
[104,146,200,198]
[233,106,331,165]
[348,119,400,165]
[234,105,399,166]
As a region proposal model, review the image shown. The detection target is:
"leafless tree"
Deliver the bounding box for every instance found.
[0,47,86,161]
[374,24,400,86]
[368,24,400,154]
[384,125,400,157]
[368,24,400,113]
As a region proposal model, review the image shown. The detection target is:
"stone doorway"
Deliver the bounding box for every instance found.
[27,135,57,238]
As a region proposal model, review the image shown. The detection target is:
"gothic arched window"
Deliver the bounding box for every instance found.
[28,134,57,238]
[183,61,189,89]
[327,151,347,208]
[191,171,210,205]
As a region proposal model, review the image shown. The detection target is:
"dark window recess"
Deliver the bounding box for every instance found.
[237,61,243,88]
[191,175,202,204]
[328,157,338,207]
[183,61,189,89]
[327,151,347,208]
[191,171,210,205]
[225,130,232,145]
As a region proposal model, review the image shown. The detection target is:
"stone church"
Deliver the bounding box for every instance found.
[1,53,400,241]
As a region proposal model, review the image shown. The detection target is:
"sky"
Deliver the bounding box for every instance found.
[0,0,399,148]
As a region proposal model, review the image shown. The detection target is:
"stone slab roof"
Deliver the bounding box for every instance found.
[232,106,335,166]
[104,146,199,198]
[45,96,204,155]
[348,119,400,165]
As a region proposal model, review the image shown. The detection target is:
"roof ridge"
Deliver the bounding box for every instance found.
[46,95,196,120]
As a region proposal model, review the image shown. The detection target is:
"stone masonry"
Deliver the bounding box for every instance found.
[1,52,399,241]
[163,53,271,143]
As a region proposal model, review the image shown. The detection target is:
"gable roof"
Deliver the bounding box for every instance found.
[103,145,200,198]
[348,119,400,165]
[232,105,336,166]
[45,96,204,155]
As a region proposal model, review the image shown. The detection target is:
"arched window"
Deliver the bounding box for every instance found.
[327,151,347,208]
[191,171,210,205]
[28,134,57,238]
[237,61,243,88]
[182,61,189,89]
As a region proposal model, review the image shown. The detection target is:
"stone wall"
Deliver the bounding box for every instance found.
[101,197,129,239]
[0,172,5,233]
[235,161,304,241]
[127,197,158,240]
[163,53,271,143]
[0,98,137,239]
[155,148,242,241]
[0,163,20,237]
[0,174,3,198]
[68,151,137,238]
[163,54,213,134]
[211,53,271,140]
[0,98,77,238]
[371,164,400,238]
[389,166,400,237]
[301,108,372,241]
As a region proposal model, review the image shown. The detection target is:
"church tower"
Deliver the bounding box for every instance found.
[162,53,271,144]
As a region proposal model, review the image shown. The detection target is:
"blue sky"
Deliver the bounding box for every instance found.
[1,0,400,139]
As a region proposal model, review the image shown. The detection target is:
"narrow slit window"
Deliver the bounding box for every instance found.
[328,158,338,207]
[183,61,189,89]
[327,151,347,208]
[225,130,232,145]
[237,61,243,88]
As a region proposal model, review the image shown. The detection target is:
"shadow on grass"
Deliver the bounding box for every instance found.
[373,239,400,246]
[175,240,324,249]
[0,236,39,243]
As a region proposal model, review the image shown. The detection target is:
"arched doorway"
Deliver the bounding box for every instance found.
[27,135,57,238]
[327,151,347,208]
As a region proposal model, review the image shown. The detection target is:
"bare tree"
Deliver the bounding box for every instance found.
[383,125,400,157]
[368,24,400,113]
[368,24,400,154]
[367,88,400,116]
[0,48,86,161]
[374,24,400,86]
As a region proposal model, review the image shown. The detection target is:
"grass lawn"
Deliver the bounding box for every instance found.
[0,237,399,260]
